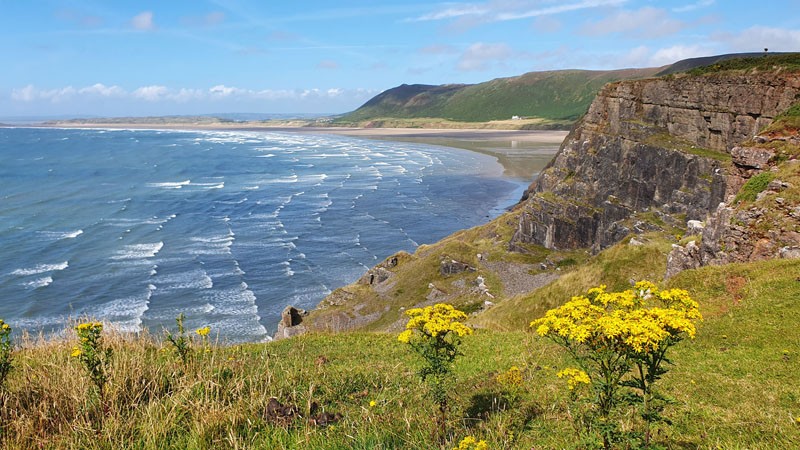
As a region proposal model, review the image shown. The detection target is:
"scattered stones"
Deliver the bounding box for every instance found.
[440,259,475,276]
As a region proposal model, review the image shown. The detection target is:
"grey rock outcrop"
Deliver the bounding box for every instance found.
[511,71,800,252]
[273,305,307,340]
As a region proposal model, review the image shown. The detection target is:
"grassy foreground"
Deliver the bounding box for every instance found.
[0,259,798,449]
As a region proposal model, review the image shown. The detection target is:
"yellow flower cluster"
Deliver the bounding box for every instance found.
[76,321,103,333]
[0,321,10,332]
[557,368,590,390]
[495,365,523,388]
[70,347,82,358]
[453,435,489,450]
[397,303,473,343]
[531,282,701,354]
[195,326,211,337]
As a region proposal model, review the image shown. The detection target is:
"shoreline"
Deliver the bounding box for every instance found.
[27,122,568,181]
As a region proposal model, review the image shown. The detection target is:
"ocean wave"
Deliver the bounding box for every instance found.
[111,242,164,260]
[12,261,69,276]
[39,229,83,240]
[153,269,213,290]
[26,276,53,288]
[146,180,191,189]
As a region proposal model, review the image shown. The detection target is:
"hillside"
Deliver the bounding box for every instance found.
[1,257,798,449]
[336,67,660,127]
[299,53,800,335]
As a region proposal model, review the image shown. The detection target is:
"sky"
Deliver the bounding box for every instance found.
[1,0,798,118]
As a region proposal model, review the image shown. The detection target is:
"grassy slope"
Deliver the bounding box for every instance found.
[338,68,658,125]
[2,259,798,449]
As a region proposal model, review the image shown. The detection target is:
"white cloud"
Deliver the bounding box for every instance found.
[78,83,125,97]
[131,11,155,31]
[10,85,37,102]
[649,45,709,66]
[411,0,629,24]
[673,0,714,13]
[716,26,800,52]
[11,85,76,102]
[9,84,377,107]
[411,5,488,22]
[209,85,244,97]
[583,7,685,38]
[132,85,168,101]
[457,42,513,71]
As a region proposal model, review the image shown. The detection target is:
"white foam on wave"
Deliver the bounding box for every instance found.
[188,234,235,255]
[94,283,157,333]
[39,229,83,240]
[193,182,225,189]
[12,261,69,276]
[154,269,213,290]
[147,180,191,189]
[243,185,260,190]
[111,242,164,260]
[26,276,53,288]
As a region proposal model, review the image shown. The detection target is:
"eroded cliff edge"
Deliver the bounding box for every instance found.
[510,69,799,253]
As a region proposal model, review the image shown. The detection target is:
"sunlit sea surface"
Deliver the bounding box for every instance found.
[0,127,524,342]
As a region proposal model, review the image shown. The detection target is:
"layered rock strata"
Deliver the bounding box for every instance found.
[511,71,800,252]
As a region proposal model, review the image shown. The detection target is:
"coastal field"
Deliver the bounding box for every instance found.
[0,245,797,449]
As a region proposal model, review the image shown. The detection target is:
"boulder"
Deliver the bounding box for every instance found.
[273,305,307,340]
[665,241,701,279]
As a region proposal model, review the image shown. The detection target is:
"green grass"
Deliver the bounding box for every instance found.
[1,257,798,449]
[735,172,775,203]
[687,53,800,76]
[337,68,658,124]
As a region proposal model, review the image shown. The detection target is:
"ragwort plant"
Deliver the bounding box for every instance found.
[72,322,113,411]
[398,303,473,442]
[531,281,702,449]
[165,313,191,365]
[0,320,12,390]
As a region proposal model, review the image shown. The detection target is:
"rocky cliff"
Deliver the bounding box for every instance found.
[511,67,800,254]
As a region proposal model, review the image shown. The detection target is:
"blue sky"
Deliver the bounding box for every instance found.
[2,0,798,117]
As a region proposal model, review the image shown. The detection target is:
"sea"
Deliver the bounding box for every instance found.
[0,127,526,342]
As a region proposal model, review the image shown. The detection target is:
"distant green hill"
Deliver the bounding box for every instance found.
[337,53,798,128]
[337,67,661,126]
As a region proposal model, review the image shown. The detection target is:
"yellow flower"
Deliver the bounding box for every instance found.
[369,400,377,408]
[454,436,488,450]
[557,368,590,390]
[399,303,473,343]
[70,347,82,358]
[195,326,211,337]
[496,366,523,388]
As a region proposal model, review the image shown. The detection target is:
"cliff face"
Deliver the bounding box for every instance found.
[511,70,800,253]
